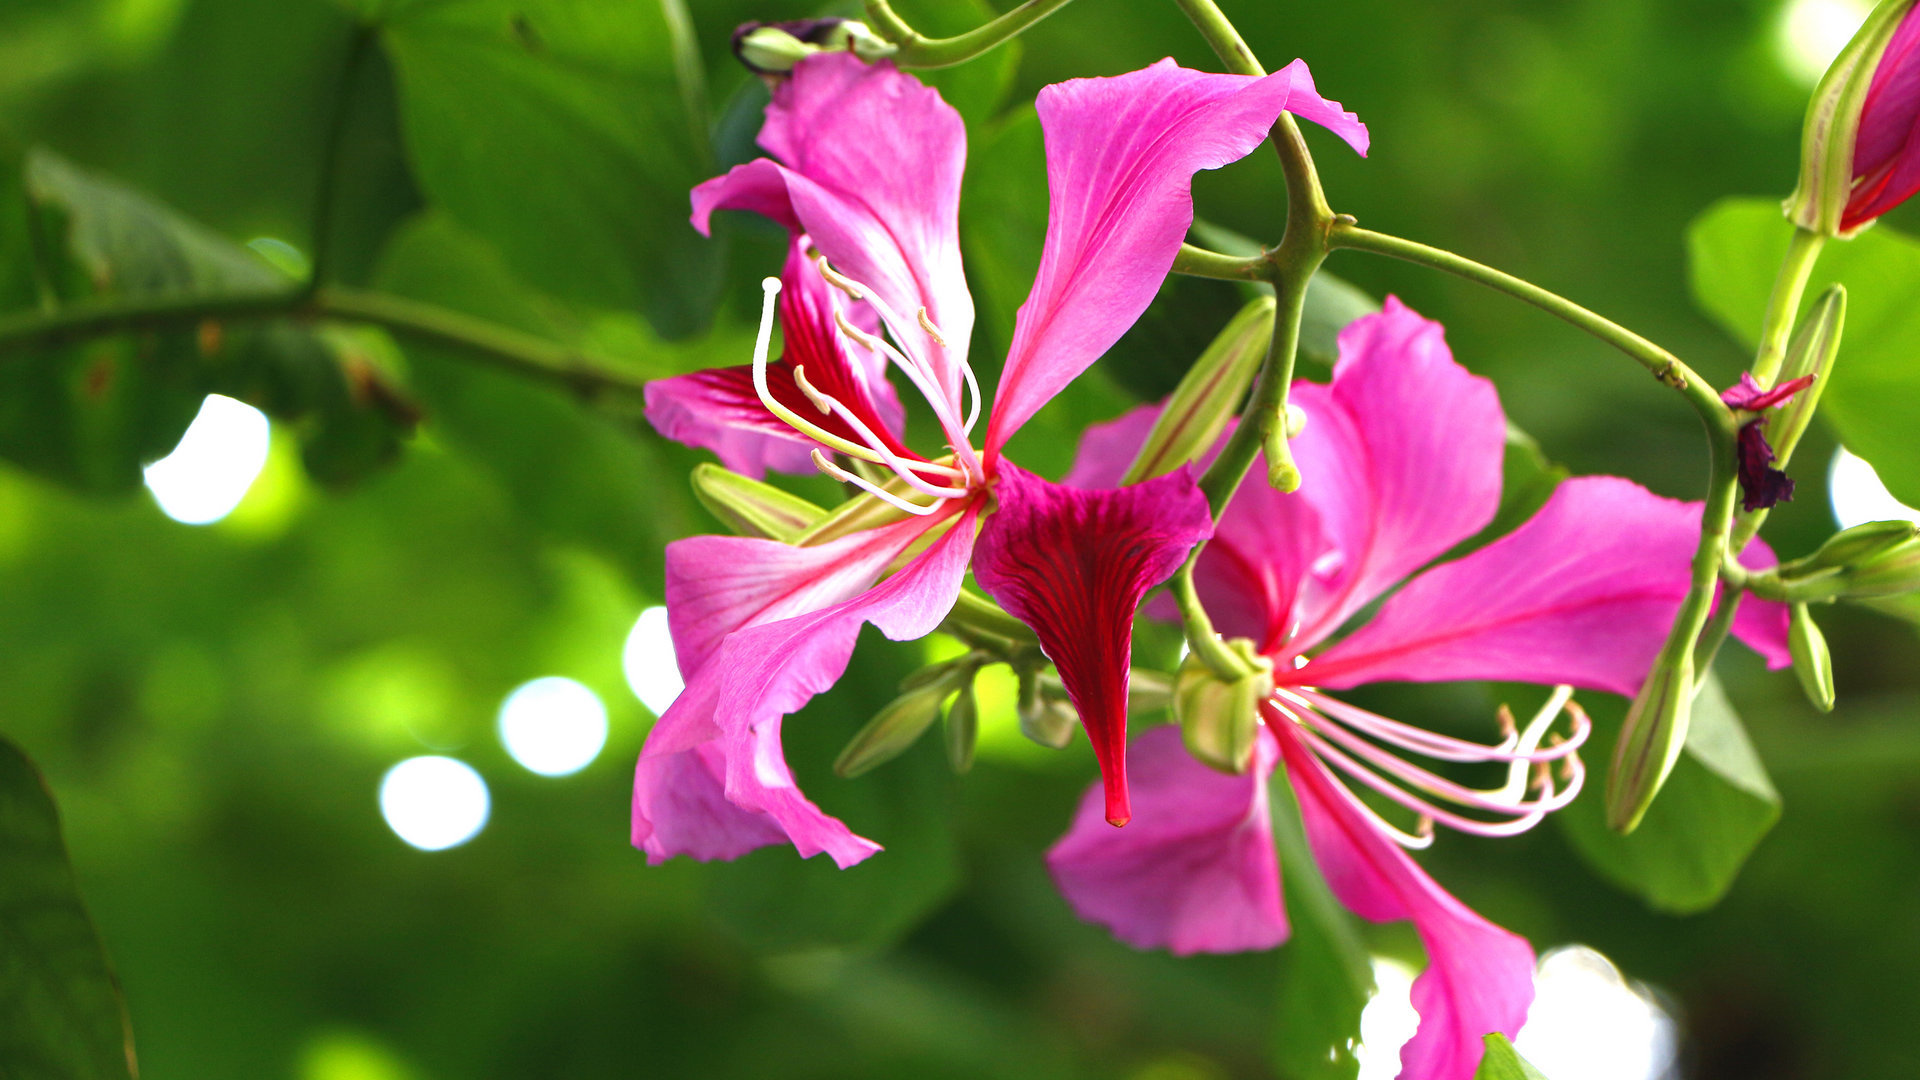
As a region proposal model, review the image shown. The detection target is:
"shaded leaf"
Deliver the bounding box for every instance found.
[379,0,723,338]
[0,149,413,492]
[1558,674,1780,913]
[0,733,135,1080]
[1688,197,1920,506]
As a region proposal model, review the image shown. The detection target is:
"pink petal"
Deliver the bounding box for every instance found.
[693,54,973,405]
[1733,539,1793,670]
[985,58,1366,452]
[1846,3,1920,229]
[1277,724,1533,1080]
[664,511,945,680]
[1307,477,1704,695]
[973,464,1214,826]
[1047,725,1287,955]
[1282,299,1505,651]
[1062,403,1162,489]
[632,506,978,868]
[646,237,906,478]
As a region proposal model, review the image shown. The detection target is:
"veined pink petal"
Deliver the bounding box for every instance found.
[1307,478,1702,695]
[1846,3,1920,230]
[985,58,1367,453]
[632,506,977,869]
[646,237,908,478]
[1277,723,1533,1080]
[692,54,972,403]
[1047,725,1286,955]
[973,464,1214,826]
[1283,299,1505,651]
[664,511,944,680]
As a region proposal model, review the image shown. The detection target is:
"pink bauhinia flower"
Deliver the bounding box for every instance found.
[1845,0,1920,230]
[1051,299,1793,1080]
[633,53,1369,865]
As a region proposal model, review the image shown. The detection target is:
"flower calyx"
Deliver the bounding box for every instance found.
[1172,639,1273,775]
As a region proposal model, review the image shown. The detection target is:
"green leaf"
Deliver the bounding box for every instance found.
[1269,767,1372,1080]
[1688,197,1920,506]
[378,0,723,338]
[0,148,415,492]
[1474,1034,1550,1080]
[0,733,136,1080]
[1559,673,1780,913]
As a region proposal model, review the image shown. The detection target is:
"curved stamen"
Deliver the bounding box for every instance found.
[1294,724,1553,839]
[811,449,943,516]
[1295,706,1585,820]
[749,279,895,466]
[1287,689,1587,765]
[1270,702,1436,850]
[831,305,971,450]
[792,367,971,501]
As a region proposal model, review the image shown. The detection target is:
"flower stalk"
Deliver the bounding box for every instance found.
[862,0,1078,68]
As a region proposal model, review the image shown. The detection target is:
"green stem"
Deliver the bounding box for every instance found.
[659,0,714,171]
[1750,226,1826,387]
[1691,583,1743,684]
[0,286,655,399]
[1198,252,1319,510]
[1331,224,1734,431]
[1172,549,1256,679]
[1173,242,1274,283]
[863,0,1078,68]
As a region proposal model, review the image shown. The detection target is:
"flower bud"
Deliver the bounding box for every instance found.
[1172,640,1273,774]
[834,676,956,778]
[690,463,827,541]
[1788,603,1837,713]
[1784,0,1920,236]
[1836,534,1920,597]
[1605,650,1695,833]
[944,680,979,774]
[731,19,896,75]
[1123,296,1276,484]
[1785,518,1918,577]
[1762,285,1844,470]
[1016,667,1077,749]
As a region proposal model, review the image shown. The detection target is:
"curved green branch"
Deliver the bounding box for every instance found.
[863,0,1078,68]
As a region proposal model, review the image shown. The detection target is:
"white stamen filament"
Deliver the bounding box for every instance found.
[791,366,970,500]
[751,279,894,466]
[1271,687,1589,846]
[810,449,942,516]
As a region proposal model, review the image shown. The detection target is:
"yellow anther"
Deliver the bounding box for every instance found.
[792,365,833,415]
[916,307,948,348]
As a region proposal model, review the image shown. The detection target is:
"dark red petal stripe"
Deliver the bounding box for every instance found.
[973,463,1214,826]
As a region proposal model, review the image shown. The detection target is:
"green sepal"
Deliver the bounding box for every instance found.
[689,463,829,541]
[1172,640,1272,774]
[1473,1034,1550,1080]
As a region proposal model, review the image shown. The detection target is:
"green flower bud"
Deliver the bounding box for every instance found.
[1016,667,1077,749]
[1606,650,1696,833]
[1784,518,1918,577]
[834,675,956,778]
[1763,285,1844,470]
[1172,640,1273,774]
[944,680,979,774]
[1837,535,1920,598]
[734,26,822,75]
[1788,603,1836,713]
[690,463,828,542]
[1123,296,1276,484]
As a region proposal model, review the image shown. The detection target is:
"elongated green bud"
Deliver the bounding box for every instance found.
[1784,0,1918,236]
[690,463,828,542]
[1124,296,1276,484]
[944,680,979,774]
[1784,519,1918,577]
[1016,667,1076,749]
[1788,603,1836,713]
[1172,640,1273,774]
[1606,651,1696,833]
[834,676,956,778]
[1837,535,1920,598]
[1764,286,1844,470]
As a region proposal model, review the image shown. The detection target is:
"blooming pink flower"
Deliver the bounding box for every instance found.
[1051,299,1792,1080]
[633,53,1369,864]
[1845,0,1920,230]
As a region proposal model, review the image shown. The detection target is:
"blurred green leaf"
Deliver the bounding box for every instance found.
[1473,1034,1549,1080]
[1688,197,1920,506]
[1268,769,1371,1080]
[379,0,723,338]
[0,733,135,1080]
[0,148,413,492]
[961,105,1046,355]
[1559,674,1780,914]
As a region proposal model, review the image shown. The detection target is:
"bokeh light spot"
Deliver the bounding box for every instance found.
[1516,945,1678,1080]
[378,756,489,851]
[623,606,683,716]
[1830,446,1920,530]
[1355,956,1420,1080]
[498,676,608,776]
[1776,0,1872,85]
[142,393,270,525]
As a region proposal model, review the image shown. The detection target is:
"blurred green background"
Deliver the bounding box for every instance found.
[1,0,1916,1078]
